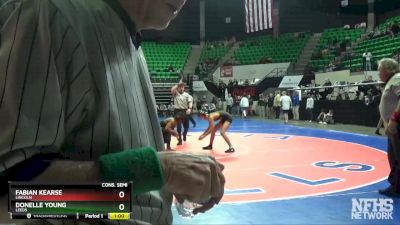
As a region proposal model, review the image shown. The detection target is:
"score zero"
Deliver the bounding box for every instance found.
[102,183,128,187]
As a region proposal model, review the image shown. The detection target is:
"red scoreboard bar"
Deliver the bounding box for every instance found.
[9,182,132,220]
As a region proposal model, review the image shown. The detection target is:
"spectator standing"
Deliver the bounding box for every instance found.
[267,93,275,119]
[306,94,315,122]
[377,58,400,197]
[273,91,281,119]
[308,80,319,100]
[226,93,234,114]
[291,91,300,120]
[363,50,373,71]
[280,91,292,123]
[258,94,266,118]
[322,78,333,100]
[240,95,250,118]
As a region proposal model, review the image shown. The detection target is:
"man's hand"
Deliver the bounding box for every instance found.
[179,74,184,83]
[158,152,225,214]
[199,134,205,140]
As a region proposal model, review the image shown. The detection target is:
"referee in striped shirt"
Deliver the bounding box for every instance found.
[0,0,225,224]
[171,80,193,145]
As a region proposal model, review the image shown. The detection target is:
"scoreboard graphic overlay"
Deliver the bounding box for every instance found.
[9,182,132,220]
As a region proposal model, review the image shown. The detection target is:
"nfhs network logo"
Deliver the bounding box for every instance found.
[351,198,393,220]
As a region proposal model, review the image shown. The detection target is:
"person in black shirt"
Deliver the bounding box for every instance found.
[199,110,235,153]
[267,93,275,119]
[322,78,333,100]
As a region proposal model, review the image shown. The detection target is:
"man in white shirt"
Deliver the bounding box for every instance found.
[280,91,292,123]
[363,50,373,71]
[306,94,315,122]
[377,58,400,197]
[240,95,250,118]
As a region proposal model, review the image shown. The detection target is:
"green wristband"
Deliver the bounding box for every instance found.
[99,147,164,194]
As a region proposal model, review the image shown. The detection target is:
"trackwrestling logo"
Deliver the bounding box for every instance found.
[351,198,393,220]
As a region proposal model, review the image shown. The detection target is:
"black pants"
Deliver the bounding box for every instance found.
[387,135,400,193]
[306,108,313,121]
[274,107,281,119]
[175,109,189,140]
[226,105,232,114]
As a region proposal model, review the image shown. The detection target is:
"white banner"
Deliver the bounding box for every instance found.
[279,75,303,88]
[315,70,379,84]
[193,81,208,92]
[215,63,290,83]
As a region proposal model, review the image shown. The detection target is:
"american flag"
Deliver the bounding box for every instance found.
[245,0,273,33]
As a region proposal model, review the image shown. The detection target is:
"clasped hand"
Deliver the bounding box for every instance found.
[159,151,225,214]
